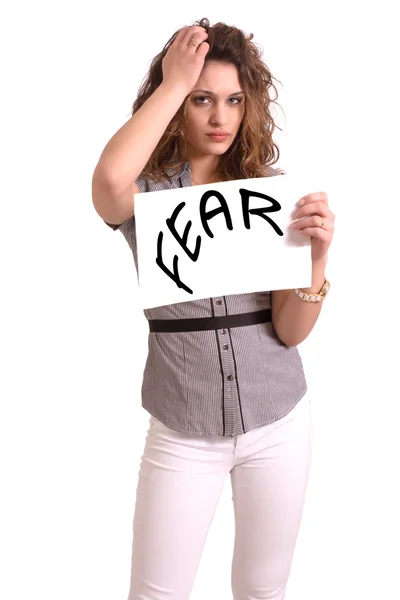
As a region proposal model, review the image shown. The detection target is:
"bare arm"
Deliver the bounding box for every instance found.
[93,81,189,194]
[271,258,328,347]
[92,25,209,225]
[91,83,190,225]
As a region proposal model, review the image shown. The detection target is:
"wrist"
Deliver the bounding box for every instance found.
[159,80,191,100]
[312,255,328,269]
[302,260,327,294]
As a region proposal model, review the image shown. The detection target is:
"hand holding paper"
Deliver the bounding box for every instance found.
[135,174,330,309]
[290,192,335,263]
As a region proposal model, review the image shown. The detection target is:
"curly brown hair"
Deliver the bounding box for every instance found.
[131,17,285,183]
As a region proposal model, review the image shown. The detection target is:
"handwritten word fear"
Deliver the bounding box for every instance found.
[155,188,283,295]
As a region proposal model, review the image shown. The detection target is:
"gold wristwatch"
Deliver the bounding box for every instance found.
[294,278,330,303]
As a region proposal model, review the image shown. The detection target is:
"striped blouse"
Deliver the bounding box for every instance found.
[104,160,307,438]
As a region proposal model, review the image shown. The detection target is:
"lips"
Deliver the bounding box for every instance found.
[207,133,229,141]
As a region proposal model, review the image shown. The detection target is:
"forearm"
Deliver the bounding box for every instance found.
[273,259,328,347]
[94,82,188,192]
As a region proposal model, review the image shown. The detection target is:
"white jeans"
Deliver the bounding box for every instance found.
[127,394,313,600]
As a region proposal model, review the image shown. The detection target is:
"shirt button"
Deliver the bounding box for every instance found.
[223,344,229,350]
[220,329,227,335]
[227,374,233,381]
[216,299,222,305]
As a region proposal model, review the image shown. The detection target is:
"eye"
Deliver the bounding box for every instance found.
[192,95,244,106]
[194,96,210,104]
[229,97,243,105]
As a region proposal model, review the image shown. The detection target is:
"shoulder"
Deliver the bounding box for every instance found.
[103,163,188,232]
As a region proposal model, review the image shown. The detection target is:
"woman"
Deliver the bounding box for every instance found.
[92,17,335,600]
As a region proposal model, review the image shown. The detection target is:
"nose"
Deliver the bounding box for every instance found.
[210,102,229,127]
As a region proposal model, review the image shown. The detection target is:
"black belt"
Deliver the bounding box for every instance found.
[148,308,272,333]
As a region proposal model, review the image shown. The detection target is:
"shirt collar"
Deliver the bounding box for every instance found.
[163,161,278,181]
[163,160,191,180]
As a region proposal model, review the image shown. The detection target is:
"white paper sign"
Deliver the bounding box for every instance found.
[134,174,313,309]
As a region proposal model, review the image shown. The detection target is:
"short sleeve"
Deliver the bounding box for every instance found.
[266,165,285,176]
[103,174,148,231]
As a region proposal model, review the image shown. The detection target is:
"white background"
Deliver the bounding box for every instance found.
[1,1,399,599]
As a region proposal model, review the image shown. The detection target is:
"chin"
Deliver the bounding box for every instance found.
[210,147,228,155]
[189,137,233,156]
[203,142,232,155]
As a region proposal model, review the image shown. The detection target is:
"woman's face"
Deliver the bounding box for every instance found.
[185,60,245,158]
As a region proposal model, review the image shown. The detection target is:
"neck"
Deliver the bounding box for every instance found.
[186,150,220,185]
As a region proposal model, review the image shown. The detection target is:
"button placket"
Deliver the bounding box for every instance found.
[211,297,242,436]
[184,162,192,186]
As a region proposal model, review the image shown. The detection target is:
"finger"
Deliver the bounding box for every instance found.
[294,201,330,219]
[171,27,190,47]
[296,227,332,241]
[298,192,328,206]
[187,34,209,52]
[292,216,333,230]
[182,25,208,48]
[195,40,210,58]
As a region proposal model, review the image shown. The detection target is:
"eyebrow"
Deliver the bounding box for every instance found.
[192,89,244,96]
